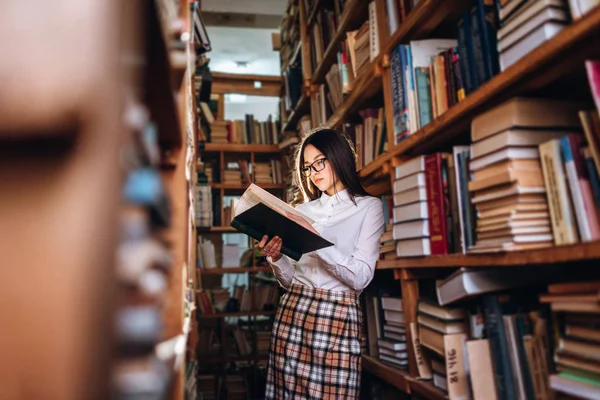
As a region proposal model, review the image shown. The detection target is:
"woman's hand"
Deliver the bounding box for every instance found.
[257,235,283,262]
[286,212,319,235]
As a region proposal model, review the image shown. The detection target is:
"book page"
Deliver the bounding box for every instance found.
[234,183,314,224]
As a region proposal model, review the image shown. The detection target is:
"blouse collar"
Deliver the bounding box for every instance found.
[319,188,352,207]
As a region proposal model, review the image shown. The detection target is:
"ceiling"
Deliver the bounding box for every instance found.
[206,26,280,75]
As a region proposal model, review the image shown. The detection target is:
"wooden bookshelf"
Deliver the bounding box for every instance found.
[202,143,280,153]
[359,5,600,179]
[282,93,310,132]
[211,183,285,190]
[326,60,383,128]
[279,0,600,398]
[310,0,369,84]
[197,310,276,319]
[378,241,600,269]
[198,267,271,275]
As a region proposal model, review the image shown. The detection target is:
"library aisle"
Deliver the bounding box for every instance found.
[3,0,600,400]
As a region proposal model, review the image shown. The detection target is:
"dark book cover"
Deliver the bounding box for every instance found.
[446,153,462,253]
[425,154,449,255]
[457,11,476,93]
[482,293,518,400]
[471,0,499,85]
[230,202,333,261]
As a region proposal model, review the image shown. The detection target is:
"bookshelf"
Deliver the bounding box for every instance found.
[193,67,285,398]
[280,0,600,399]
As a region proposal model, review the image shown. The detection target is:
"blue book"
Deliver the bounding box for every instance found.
[457,11,477,93]
[470,0,500,85]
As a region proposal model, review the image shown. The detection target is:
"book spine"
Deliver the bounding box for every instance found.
[441,155,455,254]
[479,0,500,82]
[230,218,302,261]
[584,152,600,210]
[415,67,433,128]
[410,322,433,380]
[470,2,487,87]
[398,45,411,139]
[444,48,456,107]
[540,140,579,245]
[456,12,474,94]
[444,333,470,400]
[482,295,518,400]
[447,154,462,253]
[452,47,466,101]
[425,154,448,255]
[390,47,405,144]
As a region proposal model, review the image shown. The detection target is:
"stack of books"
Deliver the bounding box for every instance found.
[253,162,273,185]
[498,0,570,70]
[223,166,242,185]
[468,97,583,252]
[347,20,370,78]
[209,120,229,143]
[543,281,600,399]
[378,296,408,368]
[392,155,430,257]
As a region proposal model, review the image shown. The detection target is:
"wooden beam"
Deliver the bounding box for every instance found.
[211,72,282,97]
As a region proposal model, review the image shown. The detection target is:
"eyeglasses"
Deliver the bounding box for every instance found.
[301,158,327,176]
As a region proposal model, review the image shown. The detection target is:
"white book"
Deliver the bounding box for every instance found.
[378,338,407,351]
[499,0,529,21]
[380,354,409,367]
[567,0,600,18]
[500,21,565,71]
[498,4,568,52]
[384,310,405,324]
[384,324,407,334]
[393,186,428,206]
[385,0,399,35]
[393,172,426,193]
[394,156,426,179]
[381,297,403,311]
[379,347,408,359]
[393,219,430,240]
[470,147,540,171]
[393,202,428,223]
[396,237,431,257]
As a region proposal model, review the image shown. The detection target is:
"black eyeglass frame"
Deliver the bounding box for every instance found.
[301,158,328,176]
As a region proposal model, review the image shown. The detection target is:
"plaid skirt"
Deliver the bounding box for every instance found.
[265,284,365,399]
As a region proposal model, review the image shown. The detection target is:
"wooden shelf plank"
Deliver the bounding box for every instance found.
[198,267,271,274]
[197,310,276,319]
[201,143,280,153]
[383,0,461,56]
[377,241,600,269]
[359,5,600,178]
[282,94,310,132]
[311,0,368,84]
[362,355,411,393]
[211,183,285,190]
[211,72,282,97]
[326,61,383,128]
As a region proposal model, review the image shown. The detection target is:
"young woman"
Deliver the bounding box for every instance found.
[257,128,384,399]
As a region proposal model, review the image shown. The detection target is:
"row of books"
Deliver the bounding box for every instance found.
[280,2,300,72]
[196,283,279,314]
[198,160,284,186]
[367,294,409,368]
[323,2,380,114]
[206,115,281,145]
[386,91,600,257]
[339,108,388,170]
[388,0,590,146]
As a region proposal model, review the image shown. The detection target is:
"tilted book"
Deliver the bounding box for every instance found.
[230,184,333,261]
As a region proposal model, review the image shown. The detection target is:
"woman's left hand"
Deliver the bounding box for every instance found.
[286,212,319,235]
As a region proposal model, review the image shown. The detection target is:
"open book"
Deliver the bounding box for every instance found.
[230,184,333,261]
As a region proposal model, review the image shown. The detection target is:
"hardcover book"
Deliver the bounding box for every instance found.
[230,184,333,261]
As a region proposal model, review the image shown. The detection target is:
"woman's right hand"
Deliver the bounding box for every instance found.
[257,235,283,262]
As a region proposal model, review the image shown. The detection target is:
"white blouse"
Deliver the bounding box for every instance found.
[267,189,384,292]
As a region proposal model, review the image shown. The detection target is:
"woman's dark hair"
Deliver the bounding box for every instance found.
[295,128,369,204]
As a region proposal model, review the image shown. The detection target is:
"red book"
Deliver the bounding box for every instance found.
[425,153,448,255]
[586,61,600,116]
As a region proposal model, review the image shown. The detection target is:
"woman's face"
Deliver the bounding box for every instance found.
[303,144,336,194]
